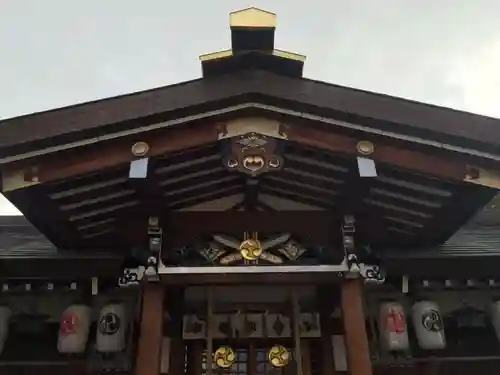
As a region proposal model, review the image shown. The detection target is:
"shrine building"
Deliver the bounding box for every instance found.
[2,7,500,375]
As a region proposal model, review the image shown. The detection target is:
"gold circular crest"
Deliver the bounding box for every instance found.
[268,345,290,368]
[356,140,375,156]
[213,346,236,369]
[131,141,150,157]
[239,239,263,261]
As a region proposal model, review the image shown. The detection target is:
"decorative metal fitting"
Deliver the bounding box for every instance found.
[131,141,150,157]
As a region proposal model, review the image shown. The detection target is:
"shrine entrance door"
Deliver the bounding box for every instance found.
[184,286,323,375]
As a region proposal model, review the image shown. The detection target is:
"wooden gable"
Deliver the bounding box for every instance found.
[0,7,499,271]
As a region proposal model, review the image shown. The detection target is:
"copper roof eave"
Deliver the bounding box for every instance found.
[1,70,500,159]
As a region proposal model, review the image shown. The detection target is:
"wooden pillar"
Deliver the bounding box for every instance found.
[301,341,312,375]
[186,341,204,375]
[317,286,338,375]
[341,279,372,375]
[248,343,256,375]
[169,287,186,375]
[135,283,165,375]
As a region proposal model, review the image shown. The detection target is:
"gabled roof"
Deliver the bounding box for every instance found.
[0,215,55,256]
[1,8,500,270]
[1,70,500,161]
[0,8,500,161]
[0,216,124,279]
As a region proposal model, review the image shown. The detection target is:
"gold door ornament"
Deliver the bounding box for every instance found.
[268,345,290,367]
[239,232,263,261]
[213,346,236,368]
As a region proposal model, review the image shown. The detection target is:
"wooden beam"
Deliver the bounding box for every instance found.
[379,255,500,278]
[4,117,500,192]
[135,283,165,375]
[341,279,373,375]
[317,286,339,375]
[161,210,400,249]
[106,208,369,251]
[2,123,219,191]
[287,124,470,183]
[160,270,344,285]
[164,211,339,244]
[0,252,124,279]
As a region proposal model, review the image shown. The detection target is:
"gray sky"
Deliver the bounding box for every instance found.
[1,0,500,215]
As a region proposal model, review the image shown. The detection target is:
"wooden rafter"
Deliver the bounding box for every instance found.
[1,122,220,191]
[5,186,83,249]
[3,117,500,194]
[286,124,490,185]
[1,115,497,251]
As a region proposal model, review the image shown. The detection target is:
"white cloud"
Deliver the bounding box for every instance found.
[0,195,21,215]
[446,39,500,117]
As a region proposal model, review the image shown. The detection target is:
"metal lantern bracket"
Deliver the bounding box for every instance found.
[145,216,162,282]
[341,215,359,278]
[117,216,162,287]
[118,267,146,287]
[340,214,386,284]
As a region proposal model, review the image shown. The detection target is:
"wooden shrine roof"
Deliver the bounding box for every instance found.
[1,70,500,158]
[1,7,500,275]
[379,196,500,277]
[0,216,122,279]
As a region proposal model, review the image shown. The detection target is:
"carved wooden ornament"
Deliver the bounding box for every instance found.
[222,132,283,176]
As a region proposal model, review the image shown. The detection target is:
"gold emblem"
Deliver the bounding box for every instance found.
[223,132,283,177]
[239,232,263,261]
[268,345,290,367]
[213,346,236,368]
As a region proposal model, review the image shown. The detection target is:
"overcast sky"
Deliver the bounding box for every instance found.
[1,0,500,215]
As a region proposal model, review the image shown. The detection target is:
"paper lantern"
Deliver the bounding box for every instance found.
[379,301,409,351]
[411,300,446,350]
[57,304,92,354]
[96,303,127,353]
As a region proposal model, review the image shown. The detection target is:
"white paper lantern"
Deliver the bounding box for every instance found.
[96,303,127,353]
[411,300,446,350]
[378,301,409,351]
[57,304,92,354]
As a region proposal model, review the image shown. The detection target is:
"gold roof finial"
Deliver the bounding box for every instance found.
[229,7,277,29]
[199,8,306,77]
